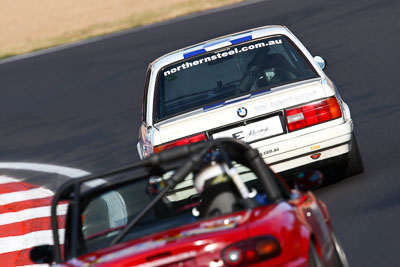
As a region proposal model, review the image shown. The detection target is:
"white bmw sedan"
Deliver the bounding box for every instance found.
[137,25,363,180]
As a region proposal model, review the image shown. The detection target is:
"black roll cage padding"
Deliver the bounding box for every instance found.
[50,138,288,263]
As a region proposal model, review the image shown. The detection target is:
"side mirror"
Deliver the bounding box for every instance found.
[294,170,324,192]
[313,55,327,70]
[30,245,55,264]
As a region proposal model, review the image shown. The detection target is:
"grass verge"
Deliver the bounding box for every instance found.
[0,0,244,59]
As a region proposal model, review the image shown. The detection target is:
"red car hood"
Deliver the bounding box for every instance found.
[60,203,305,267]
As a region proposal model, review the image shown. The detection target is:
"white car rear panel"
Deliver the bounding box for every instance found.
[155,78,327,143]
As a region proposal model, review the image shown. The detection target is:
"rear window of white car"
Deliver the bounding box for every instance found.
[154,35,318,122]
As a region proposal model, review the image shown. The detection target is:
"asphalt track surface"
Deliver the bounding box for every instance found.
[1,0,400,266]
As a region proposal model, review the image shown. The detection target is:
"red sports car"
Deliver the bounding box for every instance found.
[30,138,348,267]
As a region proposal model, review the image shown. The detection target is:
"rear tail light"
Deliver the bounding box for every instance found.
[222,236,281,266]
[285,96,342,132]
[154,133,207,153]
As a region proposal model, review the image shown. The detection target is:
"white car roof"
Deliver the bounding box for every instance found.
[151,25,293,71]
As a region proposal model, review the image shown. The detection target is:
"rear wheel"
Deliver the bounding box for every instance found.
[343,133,364,178]
[326,133,363,182]
[332,230,350,267]
[308,241,323,267]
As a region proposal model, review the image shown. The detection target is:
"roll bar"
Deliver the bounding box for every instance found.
[50,138,287,262]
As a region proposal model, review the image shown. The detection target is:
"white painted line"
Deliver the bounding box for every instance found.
[0,204,68,226]
[0,162,107,187]
[0,229,65,254]
[0,188,54,205]
[0,175,19,184]
[0,162,90,178]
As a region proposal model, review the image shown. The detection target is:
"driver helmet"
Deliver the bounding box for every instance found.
[194,161,231,194]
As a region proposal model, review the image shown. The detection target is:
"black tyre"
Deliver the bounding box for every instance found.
[309,241,323,267]
[332,231,350,267]
[343,133,364,178]
[326,133,364,182]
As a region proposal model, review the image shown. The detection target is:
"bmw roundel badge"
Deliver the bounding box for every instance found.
[237,107,247,118]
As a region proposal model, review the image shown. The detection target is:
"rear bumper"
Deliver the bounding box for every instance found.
[251,119,353,173]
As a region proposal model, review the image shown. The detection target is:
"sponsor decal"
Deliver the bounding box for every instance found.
[232,131,244,140]
[254,90,319,112]
[310,145,320,151]
[164,39,283,77]
[232,126,272,140]
[259,147,279,157]
[214,116,283,143]
[246,127,270,139]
